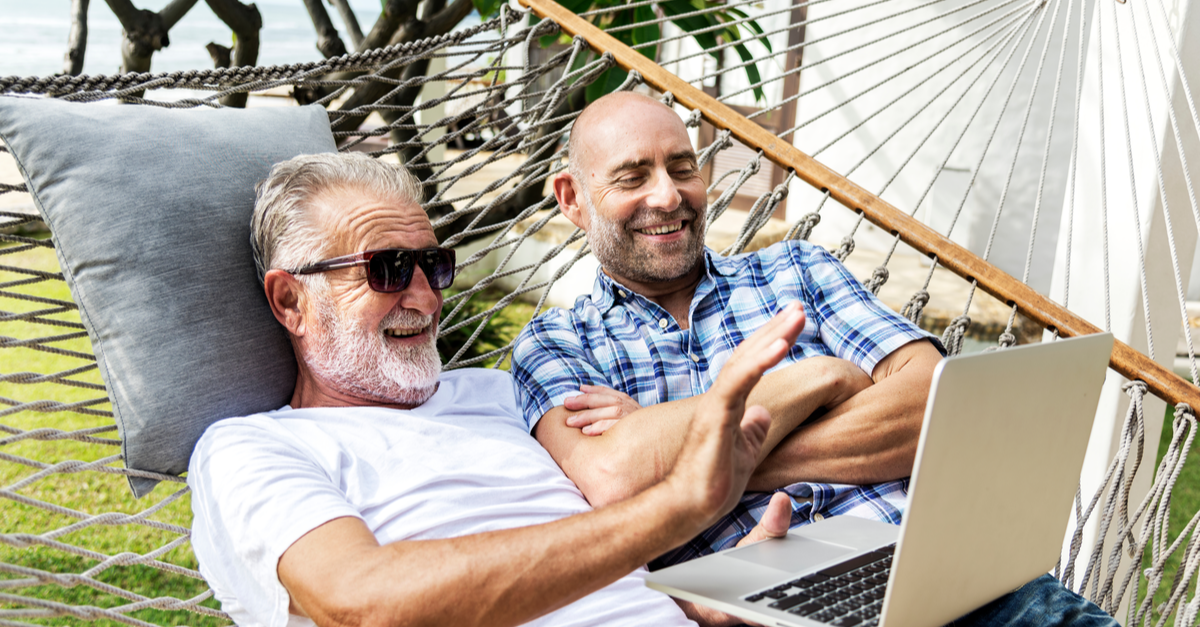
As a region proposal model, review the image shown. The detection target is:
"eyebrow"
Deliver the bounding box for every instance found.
[605,151,699,177]
[668,150,698,164]
[606,158,652,177]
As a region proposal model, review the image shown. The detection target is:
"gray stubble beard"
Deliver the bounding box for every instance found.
[582,191,707,284]
[304,282,442,407]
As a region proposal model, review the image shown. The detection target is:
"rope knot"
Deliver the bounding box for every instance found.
[834,235,855,261]
[900,290,930,325]
[615,70,644,93]
[789,212,821,241]
[997,331,1016,348]
[1122,380,1148,397]
[941,314,972,356]
[771,182,789,203]
[1174,403,1195,422]
[863,266,889,295]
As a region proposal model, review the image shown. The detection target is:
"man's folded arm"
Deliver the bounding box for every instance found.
[748,339,943,490]
[532,353,874,508]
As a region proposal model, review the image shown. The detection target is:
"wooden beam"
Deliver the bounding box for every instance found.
[519,0,1200,410]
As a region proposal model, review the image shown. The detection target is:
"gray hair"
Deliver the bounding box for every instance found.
[250,152,424,283]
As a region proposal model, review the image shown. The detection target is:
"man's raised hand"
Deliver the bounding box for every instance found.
[663,302,806,531]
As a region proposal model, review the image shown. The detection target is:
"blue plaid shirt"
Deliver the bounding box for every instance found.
[512,240,941,568]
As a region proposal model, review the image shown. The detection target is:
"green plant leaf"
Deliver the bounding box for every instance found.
[472,0,504,19]
[731,42,766,102]
[530,0,770,104]
[632,4,659,61]
[586,66,631,102]
[660,0,721,55]
[726,7,773,53]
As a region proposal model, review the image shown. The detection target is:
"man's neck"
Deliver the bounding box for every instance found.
[289,367,431,411]
[607,264,704,330]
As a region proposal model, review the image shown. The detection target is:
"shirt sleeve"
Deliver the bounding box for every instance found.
[511,308,612,432]
[187,418,362,627]
[795,243,945,374]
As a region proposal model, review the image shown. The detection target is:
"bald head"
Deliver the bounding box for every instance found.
[567,92,689,183]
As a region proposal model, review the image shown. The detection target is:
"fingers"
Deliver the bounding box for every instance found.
[736,492,793,547]
[711,302,806,401]
[739,405,771,457]
[565,406,625,428]
[581,419,620,435]
[563,391,623,411]
[563,387,640,411]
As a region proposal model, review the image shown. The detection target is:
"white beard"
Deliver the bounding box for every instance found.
[305,287,442,407]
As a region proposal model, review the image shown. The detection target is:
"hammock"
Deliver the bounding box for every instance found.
[1,0,1199,623]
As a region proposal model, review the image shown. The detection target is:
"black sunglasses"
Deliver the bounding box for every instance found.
[289,247,457,293]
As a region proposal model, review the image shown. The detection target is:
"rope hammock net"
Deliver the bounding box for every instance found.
[2,0,1200,622]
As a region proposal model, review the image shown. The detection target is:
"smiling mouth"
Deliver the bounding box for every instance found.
[636,221,686,236]
[383,326,427,338]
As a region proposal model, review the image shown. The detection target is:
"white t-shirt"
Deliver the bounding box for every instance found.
[188,368,694,627]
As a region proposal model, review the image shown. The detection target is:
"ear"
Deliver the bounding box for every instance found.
[552,171,590,231]
[264,269,310,338]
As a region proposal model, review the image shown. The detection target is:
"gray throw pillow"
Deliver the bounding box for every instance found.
[0,96,336,496]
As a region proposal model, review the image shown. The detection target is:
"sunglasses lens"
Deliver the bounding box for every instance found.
[419,248,457,289]
[367,250,415,293]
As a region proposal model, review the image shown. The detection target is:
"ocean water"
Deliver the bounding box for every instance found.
[0,0,482,79]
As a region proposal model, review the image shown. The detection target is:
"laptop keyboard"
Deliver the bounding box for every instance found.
[742,543,896,626]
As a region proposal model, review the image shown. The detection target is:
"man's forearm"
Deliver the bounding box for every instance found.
[748,341,942,489]
[537,356,866,507]
[282,478,703,627]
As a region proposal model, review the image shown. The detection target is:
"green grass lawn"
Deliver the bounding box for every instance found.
[2,241,1198,624]
[1131,404,1200,623]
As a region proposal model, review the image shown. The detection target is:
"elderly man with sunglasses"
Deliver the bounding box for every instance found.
[186,151,806,627]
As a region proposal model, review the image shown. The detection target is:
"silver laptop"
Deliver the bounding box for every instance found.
[646,332,1113,627]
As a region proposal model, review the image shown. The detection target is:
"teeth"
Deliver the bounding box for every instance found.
[384,327,423,338]
[639,223,684,236]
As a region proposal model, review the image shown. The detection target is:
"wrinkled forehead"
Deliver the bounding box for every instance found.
[575,97,694,174]
[312,185,436,255]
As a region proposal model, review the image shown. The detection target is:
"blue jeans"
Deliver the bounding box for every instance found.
[948,575,1119,627]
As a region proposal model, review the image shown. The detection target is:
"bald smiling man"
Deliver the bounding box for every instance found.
[510,92,1118,626]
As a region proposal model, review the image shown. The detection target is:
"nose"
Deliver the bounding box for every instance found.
[399,263,443,316]
[645,167,682,212]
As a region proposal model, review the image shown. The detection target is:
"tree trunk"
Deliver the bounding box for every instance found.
[105,0,200,99]
[63,0,90,76]
[331,0,472,131]
[329,0,364,50]
[433,88,587,246]
[292,0,418,105]
[302,0,349,59]
[205,0,262,108]
[206,42,232,68]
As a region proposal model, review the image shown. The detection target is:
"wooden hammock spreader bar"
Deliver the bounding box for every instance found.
[520,0,1200,411]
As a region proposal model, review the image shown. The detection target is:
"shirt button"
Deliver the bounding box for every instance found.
[658,318,668,328]
[618,290,627,297]
[813,512,825,522]
[690,354,700,363]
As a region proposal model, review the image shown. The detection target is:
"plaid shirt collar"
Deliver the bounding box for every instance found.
[589,247,737,316]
